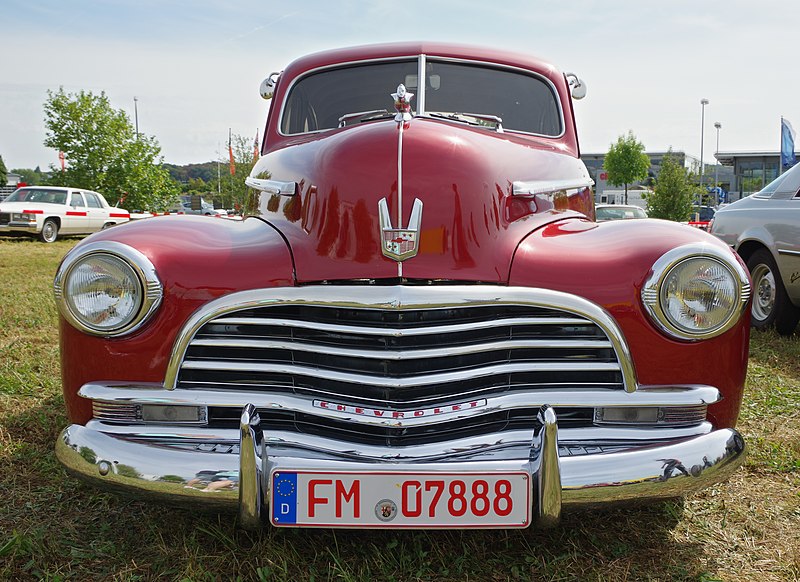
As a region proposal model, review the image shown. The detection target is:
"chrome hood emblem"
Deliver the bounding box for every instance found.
[378,197,423,262]
[392,84,414,122]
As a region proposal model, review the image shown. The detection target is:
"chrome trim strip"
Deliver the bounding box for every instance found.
[163,286,638,393]
[513,178,594,197]
[396,116,404,278]
[417,53,426,116]
[180,360,621,389]
[53,241,163,338]
[81,420,714,461]
[778,248,800,257]
[244,177,297,196]
[189,337,614,359]
[80,383,719,429]
[209,314,590,336]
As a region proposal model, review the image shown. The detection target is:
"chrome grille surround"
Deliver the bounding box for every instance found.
[166,286,637,400]
[156,285,648,447]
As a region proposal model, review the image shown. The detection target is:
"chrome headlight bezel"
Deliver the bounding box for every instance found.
[54,241,163,337]
[641,243,751,341]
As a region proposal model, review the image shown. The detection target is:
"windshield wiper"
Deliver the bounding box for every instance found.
[427,112,504,133]
[338,109,393,127]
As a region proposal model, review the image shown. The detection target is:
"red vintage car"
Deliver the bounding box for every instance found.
[55,42,750,529]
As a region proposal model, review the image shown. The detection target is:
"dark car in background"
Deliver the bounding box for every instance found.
[711,163,800,334]
[686,205,715,231]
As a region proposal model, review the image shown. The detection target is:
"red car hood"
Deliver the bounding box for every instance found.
[250,118,593,283]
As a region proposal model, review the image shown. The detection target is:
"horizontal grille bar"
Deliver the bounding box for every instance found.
[181,360,621,388]
[211,315,591,336]
[190,337,613,360]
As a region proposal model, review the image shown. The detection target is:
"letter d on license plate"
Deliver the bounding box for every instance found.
[270,470,530,528]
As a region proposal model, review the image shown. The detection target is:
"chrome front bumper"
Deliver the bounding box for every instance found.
[0,223,38,235]
[56,403,745,529]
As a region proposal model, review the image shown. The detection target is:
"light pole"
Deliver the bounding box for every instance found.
[134,96,139,139]
[699,98,709,192]
[714,121,722,204]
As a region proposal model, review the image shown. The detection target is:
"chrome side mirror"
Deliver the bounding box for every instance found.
[565,73,587,100]
[259,72,281,100]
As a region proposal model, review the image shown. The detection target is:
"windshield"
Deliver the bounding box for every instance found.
[755,162,800,198]
[282,60,417,134]
[282,57,562,136]
[596,206,647,220]
[424,61,561,135]
[4,189,67,205]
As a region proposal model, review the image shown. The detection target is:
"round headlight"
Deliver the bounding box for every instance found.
[54,242,162,336]
[642,245,751,340]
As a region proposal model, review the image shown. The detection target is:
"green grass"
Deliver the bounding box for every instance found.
[1,238,798,581]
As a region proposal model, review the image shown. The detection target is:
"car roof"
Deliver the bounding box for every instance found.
[285,42,560,79]
[18,186,95,193]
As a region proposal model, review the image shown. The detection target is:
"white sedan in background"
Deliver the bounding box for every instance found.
[0,186,130,242]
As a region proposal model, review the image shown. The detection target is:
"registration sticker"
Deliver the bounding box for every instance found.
[270,470,531,528]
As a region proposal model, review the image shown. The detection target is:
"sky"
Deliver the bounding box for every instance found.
[1,0,797,170]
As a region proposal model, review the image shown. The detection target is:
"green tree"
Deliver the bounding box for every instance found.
[218,133,258,212]
[604,131,651,204]
[645,151,696,221]
[0,155,7,186]
[183,177,210,195]
[43,88,179,211]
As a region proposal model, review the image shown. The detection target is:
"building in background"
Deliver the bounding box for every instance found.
[582,151,736,206]
[0,172,22,200]
[714,151,797,199]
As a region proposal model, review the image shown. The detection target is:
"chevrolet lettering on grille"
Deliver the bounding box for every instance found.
[313,399,488,421]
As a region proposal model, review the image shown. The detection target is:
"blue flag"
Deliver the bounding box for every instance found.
[781,117,796,169]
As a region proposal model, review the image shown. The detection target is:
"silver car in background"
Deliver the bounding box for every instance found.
[711,163,800,334]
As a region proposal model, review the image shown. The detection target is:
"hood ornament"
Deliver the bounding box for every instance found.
[378,197,423,262]
[391,84,414,122]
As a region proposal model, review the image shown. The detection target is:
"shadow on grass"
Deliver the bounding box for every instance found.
[1,400,713,581]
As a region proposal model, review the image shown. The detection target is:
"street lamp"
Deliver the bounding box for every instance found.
[714,121,722,204]
[699,98,709,191]
[134,96,139,139]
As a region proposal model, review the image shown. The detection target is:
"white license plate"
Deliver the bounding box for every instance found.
[270,470,531,528]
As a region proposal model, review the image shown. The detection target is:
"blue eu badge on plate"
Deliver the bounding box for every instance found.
[272,472,298,524]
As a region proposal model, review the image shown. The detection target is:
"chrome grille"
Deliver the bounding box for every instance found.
[174,286,630,407]
[165,286,636,447]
